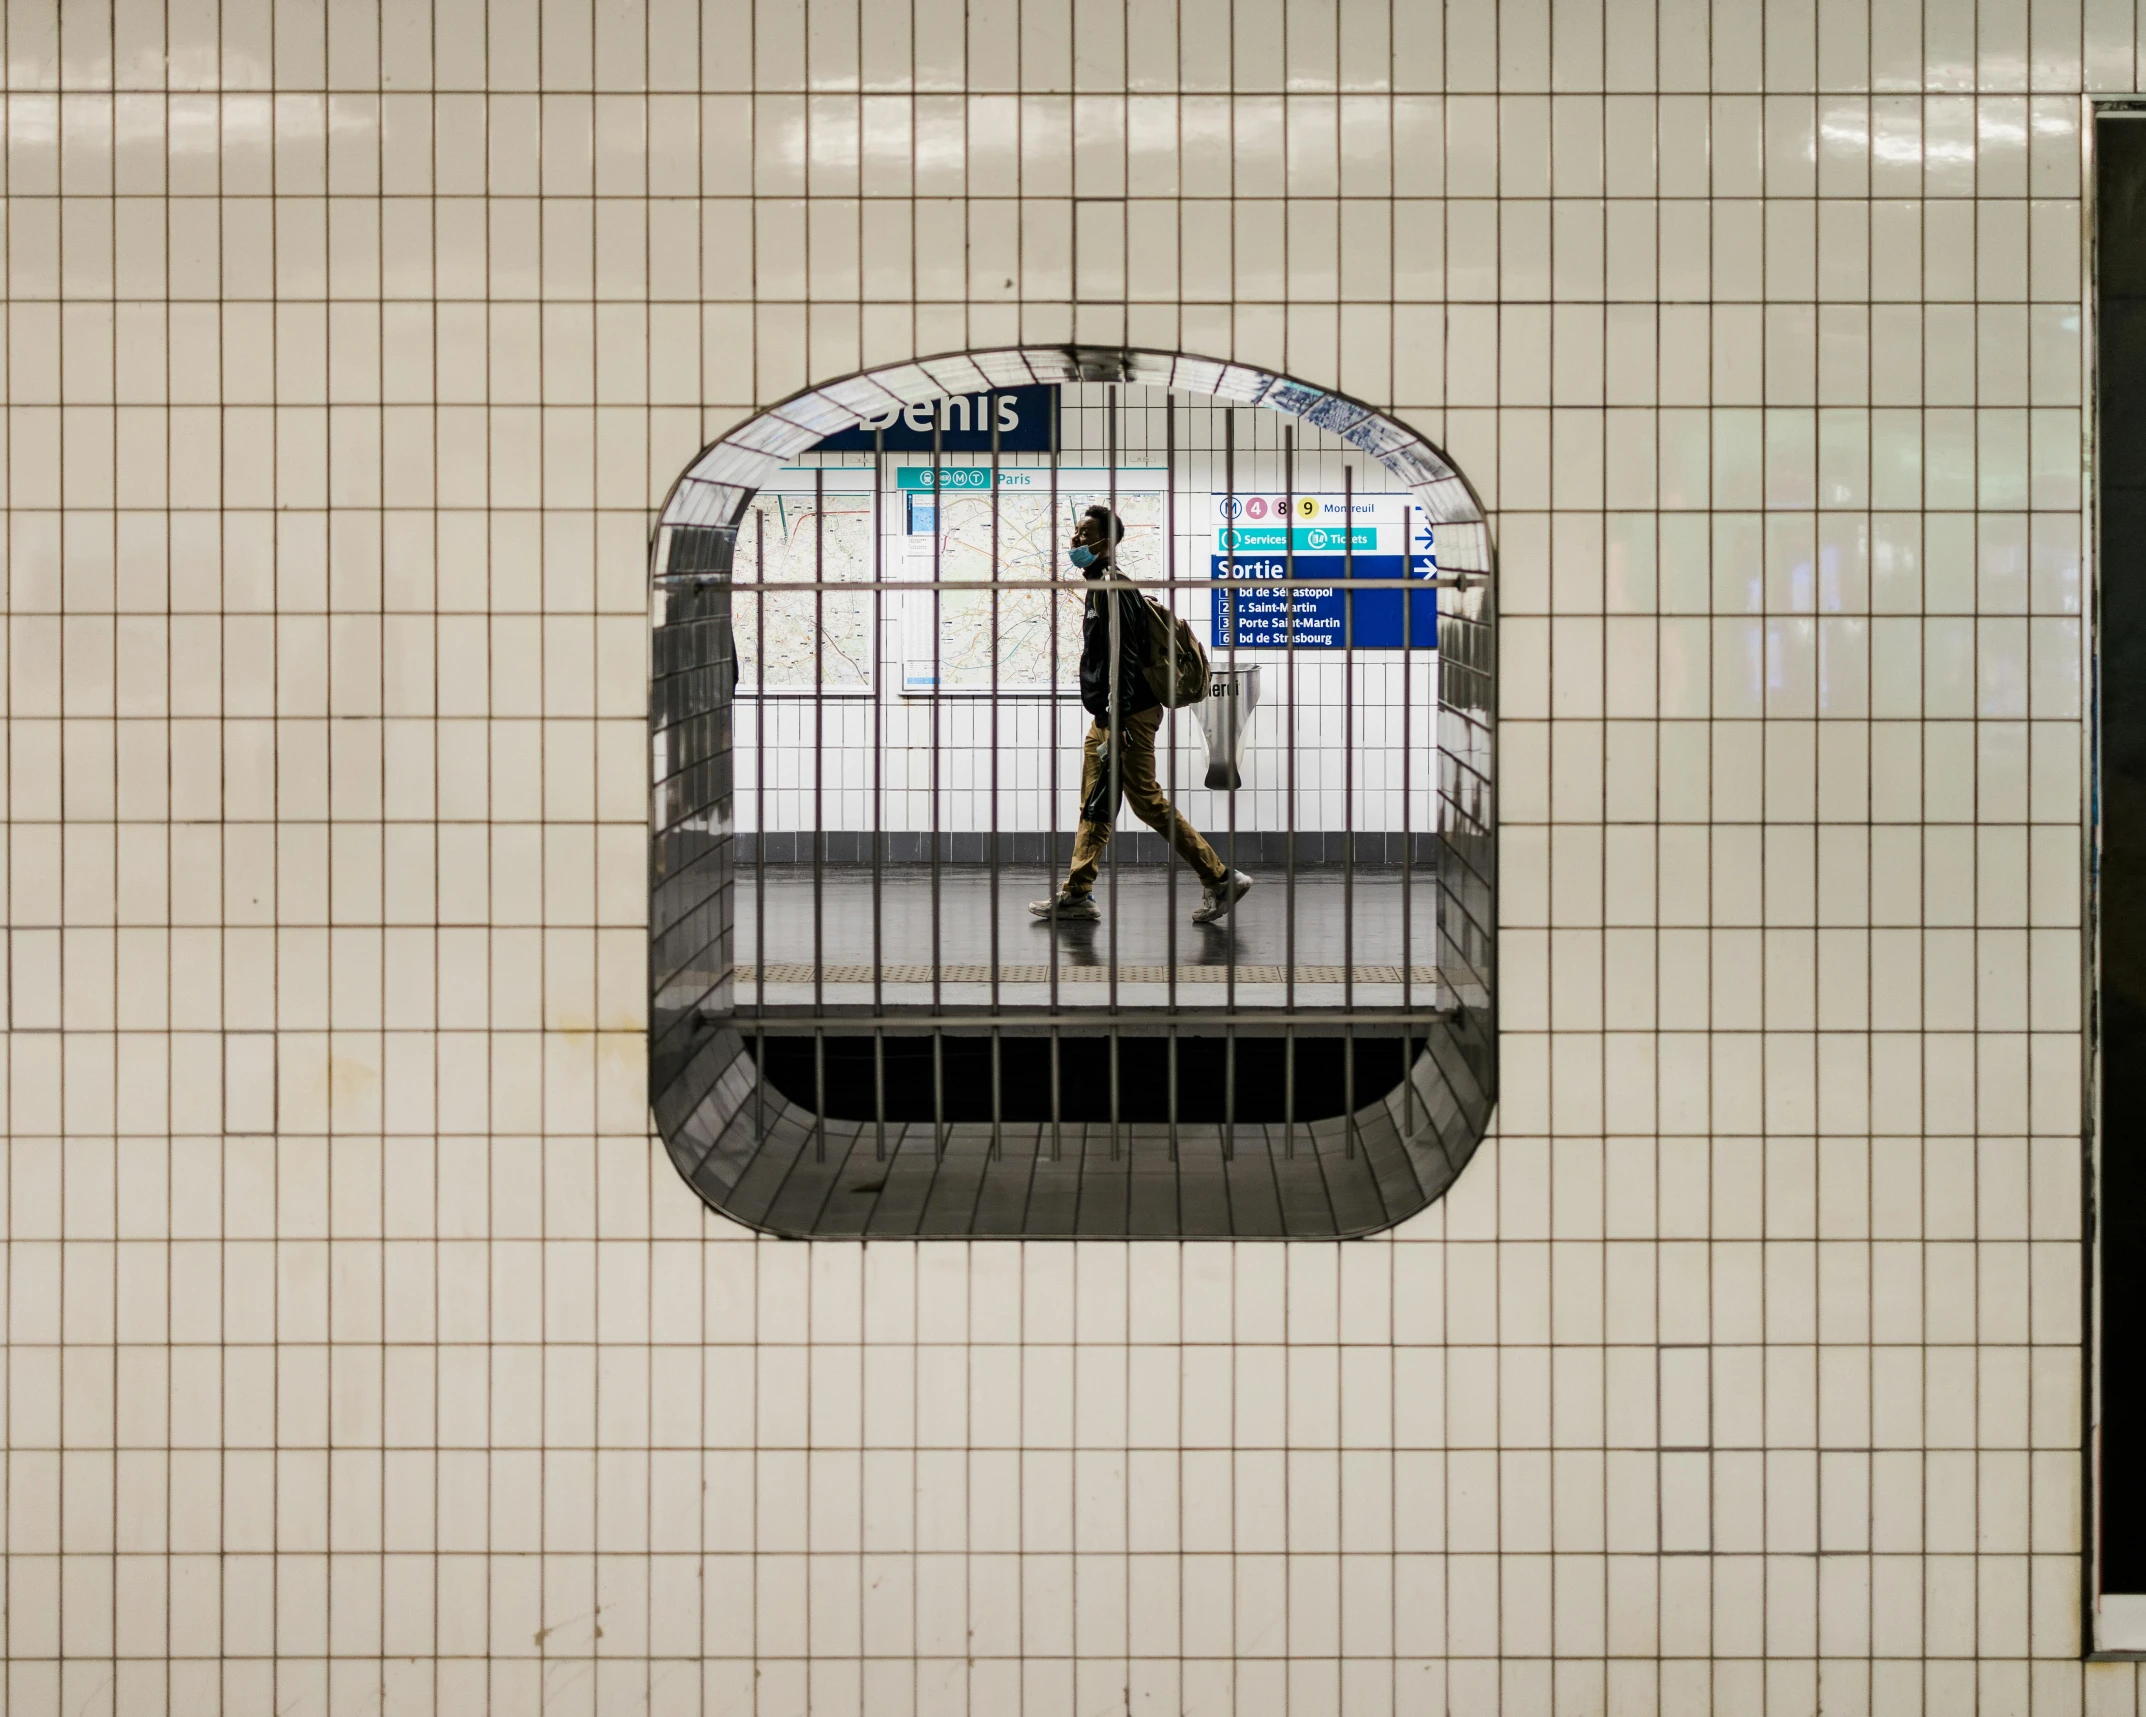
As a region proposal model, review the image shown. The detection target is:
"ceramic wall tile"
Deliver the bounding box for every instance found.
[0,0,2118,1703]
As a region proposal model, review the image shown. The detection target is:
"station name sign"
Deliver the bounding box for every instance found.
[814,384,1058,453]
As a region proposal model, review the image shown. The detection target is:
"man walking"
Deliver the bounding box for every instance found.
[1030,505,1254,925]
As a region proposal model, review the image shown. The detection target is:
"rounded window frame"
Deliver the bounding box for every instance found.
[648,346,1497,1239]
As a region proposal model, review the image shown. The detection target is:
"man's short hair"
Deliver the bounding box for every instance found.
[1082,504,1126,544]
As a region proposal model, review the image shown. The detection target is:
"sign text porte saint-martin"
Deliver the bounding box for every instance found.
[1209,493,1436,650]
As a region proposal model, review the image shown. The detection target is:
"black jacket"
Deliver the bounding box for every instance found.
[1077,574,1157,721]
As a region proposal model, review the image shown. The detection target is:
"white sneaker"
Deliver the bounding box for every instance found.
[1192,871,1253,924]
[1029,890,1100,921]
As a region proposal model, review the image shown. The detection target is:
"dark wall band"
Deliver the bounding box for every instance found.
[2099,112,2146,1594]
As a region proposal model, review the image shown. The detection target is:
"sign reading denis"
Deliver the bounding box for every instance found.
[1210,493,1437,650]
[814,384,1058,453]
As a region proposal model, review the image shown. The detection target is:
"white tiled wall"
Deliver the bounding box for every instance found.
[2,0,2129,1710]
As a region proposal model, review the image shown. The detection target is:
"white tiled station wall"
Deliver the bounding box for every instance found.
[0,0,2125,1713]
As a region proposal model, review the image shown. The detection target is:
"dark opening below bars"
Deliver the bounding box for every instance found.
[755,1034,1427,1124]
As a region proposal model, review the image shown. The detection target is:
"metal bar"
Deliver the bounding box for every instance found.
[661,573,1480,593]
[1165,398,1180,1014]
[753,511,767,1141]
[873,444,887,1158]
[1106,386,1121,1160]
[722,1007,1460,1031]
[1167,1022,1180,1166]
[813,471,827,1163]
[1284,1026,1295,1149]
[1223,420,1239,1007]
[1222,412,1237,1163]
[930,425,945,1154]
[1343,1026,1357,1163]
[1049,436,1062,1160]
[1342,463,1355,1162]
[1401,501,1414,1140]
[730,960,1437,983]
[1225,1029,1236,1162]
[1343,464,1355,1011]
[1050,1029,1063,1162]
[1105,392,1121,1014]
[1283,427,1297,1158]
[814,1029,827,1163]
[989,391,1004,1161]
[1166,394,1180,1165]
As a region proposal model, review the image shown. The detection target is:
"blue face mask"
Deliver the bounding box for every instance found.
[1068,544,1098,569]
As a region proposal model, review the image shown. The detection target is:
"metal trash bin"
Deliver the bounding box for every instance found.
[1197,665,1262,790]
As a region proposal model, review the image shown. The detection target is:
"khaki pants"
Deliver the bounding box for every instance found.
[1063,707,1228,896]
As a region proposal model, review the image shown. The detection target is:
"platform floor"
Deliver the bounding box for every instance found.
[734,863,1442,1010]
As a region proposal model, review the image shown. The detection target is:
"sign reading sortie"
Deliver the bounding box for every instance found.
[1209,493,1438,650]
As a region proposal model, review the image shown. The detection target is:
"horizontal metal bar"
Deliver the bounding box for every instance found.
[714,1007,1458,1031]
[741,962,1442,985]
[656,574,1485,592]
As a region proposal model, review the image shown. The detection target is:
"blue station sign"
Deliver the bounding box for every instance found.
[813,384,1058,453]
[1209,494,1436,650]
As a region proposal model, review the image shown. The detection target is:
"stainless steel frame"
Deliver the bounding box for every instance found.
[648,347,1498,1238]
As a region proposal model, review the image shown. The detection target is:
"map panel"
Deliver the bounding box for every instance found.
[902,483,1165,694]
[732,492,877,692]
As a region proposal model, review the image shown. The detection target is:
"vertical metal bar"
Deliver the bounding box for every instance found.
[1284,1028,1295,1150]
[1222,413,1237,1163]
[1222,417,1238,1003]
[873,443,887,1159]
[1048,440,1062,1162]
[1165,399,1180,1000]
[1167,1029,1180,1166]
[814,1029,828,1164]
[753,512,767,1144]
[1166,396,1180,1163]
[930,421,945,1153]
[1106,386,1121,1159]
[755,1020,766,1160]
[1344,1024,1356,1163]
[1109,1032,1122,1168]
[989,394,1004,1162]
[1224,1030,1236,1173]
[1342,463,1354,1009]
[754,509,767,987]
[1401,501,1414,1140]
[1105,389,1121,999]
[1342,464,1356,1161]
[1282,430,1297,1157]
[814,471,827,1163]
